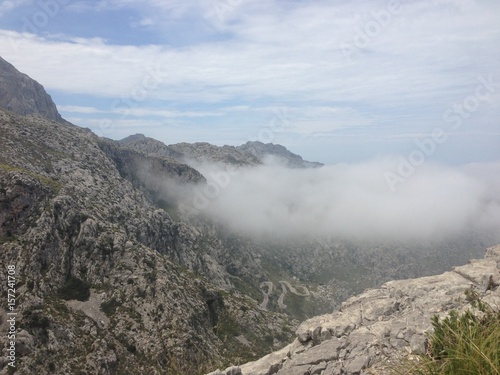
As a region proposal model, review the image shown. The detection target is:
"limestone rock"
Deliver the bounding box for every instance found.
[238,245,500,375]
[0,108,297,374]
[237,141,323,168]
[0,56,63,122]
[119,136,323,169]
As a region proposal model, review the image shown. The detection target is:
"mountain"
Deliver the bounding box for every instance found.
[0,56,63,122]
[168,142,261,166]
[212,245,500,375]
[118,133,185,161]
[118,134,323,168]
[0,107,300,374]
[0,59,298,374]
[0,56,497,375]
[237,141,323,168]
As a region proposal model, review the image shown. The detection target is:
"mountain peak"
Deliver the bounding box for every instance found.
[237,141,323,168]
[0,56,63,122]
[118,133,147,144]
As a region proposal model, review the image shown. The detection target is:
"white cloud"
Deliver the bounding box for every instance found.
[1,1,498,107]
[0,1,499,161]
[58,105,223,118]
[57,105,103,114]
[0,0,31,16]
[189,159,500,242]
[131,17,154,28]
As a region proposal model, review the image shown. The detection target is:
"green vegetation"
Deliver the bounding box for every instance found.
[396,289,500,375]
[165,353,221,375]
[0,234,17,244]
[58,276,91,301]
[230,276,262,302]
[0,163,61,195]
[101,297,120,316]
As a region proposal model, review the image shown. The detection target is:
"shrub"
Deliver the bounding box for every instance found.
[101,298,119,316]
[397,289,500,375]
[58,276,91,301]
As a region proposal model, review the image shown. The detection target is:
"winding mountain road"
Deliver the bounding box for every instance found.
[259,281,274,309]
[259,281,310,310]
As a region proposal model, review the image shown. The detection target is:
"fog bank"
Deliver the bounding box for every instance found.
[188,158,500,242]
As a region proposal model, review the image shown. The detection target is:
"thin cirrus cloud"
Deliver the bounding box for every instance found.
[57,105,224,118]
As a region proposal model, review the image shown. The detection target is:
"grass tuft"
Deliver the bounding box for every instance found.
[394,288,500,375]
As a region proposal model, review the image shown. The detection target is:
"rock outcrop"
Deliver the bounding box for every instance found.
[118,133,184,161]
[98,137,206,206]
[237,141,323,168]
[237,245,500,375]
[0,56,63,122]
[169,142,262,166]
[118,135,323,169]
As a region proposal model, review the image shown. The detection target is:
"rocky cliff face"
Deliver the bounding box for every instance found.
[214,245,500,375]
[0,57,63,123]
[0,109,298,374]
[98,138,206,209]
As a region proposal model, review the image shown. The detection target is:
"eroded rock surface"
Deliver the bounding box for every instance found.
[0,56,62,122]
[239,245,500,375]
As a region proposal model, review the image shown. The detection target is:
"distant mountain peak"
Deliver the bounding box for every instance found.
[120,136,324,168]
[237,141,323,168]
[118,133,147,144]
[0,56,63,122]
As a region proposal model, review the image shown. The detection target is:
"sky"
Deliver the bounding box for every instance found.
[0,0,499,165]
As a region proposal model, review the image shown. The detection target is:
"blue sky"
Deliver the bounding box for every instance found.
[0,0,499,164]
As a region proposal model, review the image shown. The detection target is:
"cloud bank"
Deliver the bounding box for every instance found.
[187,159,500,242]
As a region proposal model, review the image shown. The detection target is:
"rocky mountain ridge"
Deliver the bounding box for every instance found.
[237,141,323,168]
[118,134,322,169]
[0,56,62,123]
[208,245,500,375]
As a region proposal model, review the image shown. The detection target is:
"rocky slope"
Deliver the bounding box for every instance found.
[0,57,62,123]
[118,134,185,161]
[118,135,322,168]
[169,142,261,166]
[237,141,323,168]
[209,245,500,375]
[0,109,300,374]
